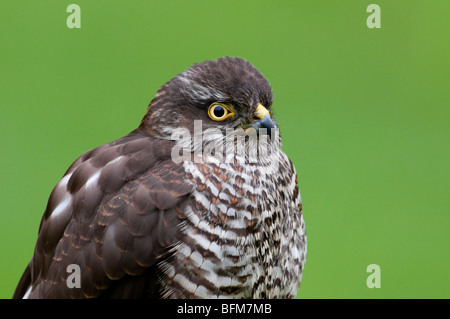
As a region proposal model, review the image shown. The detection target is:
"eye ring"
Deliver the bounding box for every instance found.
[208,103,234,121]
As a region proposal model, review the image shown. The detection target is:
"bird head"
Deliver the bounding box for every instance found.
[140,57,281,164]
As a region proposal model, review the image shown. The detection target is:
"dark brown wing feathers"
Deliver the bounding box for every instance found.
[13,129,193,298]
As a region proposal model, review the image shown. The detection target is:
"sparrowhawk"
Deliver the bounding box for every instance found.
[13,57,306,299]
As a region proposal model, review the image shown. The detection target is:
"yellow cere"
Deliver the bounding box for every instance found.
[254,104,270,120]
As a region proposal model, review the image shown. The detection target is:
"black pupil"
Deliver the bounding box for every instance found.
[213,106,225,118]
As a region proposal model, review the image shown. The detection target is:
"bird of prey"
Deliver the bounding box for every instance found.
[13,57,306,299]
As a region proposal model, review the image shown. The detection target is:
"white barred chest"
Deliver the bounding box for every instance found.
[158,153,305,298]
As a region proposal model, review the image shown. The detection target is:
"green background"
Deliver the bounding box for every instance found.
[0,0,449,299]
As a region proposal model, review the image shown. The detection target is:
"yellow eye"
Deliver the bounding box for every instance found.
[208,103,234,121]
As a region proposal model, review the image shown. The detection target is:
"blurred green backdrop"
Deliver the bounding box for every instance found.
[0,0,449,299]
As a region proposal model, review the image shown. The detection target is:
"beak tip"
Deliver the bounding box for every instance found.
[251,114,275,138]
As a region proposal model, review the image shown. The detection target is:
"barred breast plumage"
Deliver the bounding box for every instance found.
[159,151,306,298]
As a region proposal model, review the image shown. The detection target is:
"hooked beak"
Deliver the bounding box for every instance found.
[250,104,275,138]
